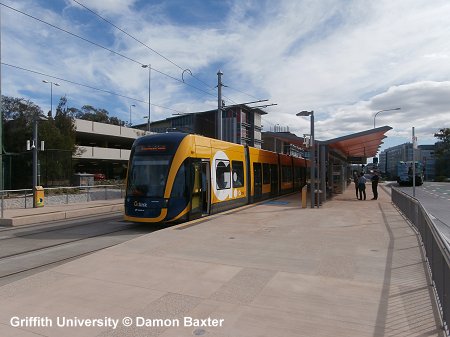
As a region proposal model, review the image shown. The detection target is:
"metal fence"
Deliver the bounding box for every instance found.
[1,184,125,218]
[2,150,73,189]
[392,187,449,336]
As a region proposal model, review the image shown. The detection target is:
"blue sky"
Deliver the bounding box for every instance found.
[2,0,450,155]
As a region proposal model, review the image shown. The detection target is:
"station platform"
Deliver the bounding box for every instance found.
[0,186,444,337]
[0,199,123,227]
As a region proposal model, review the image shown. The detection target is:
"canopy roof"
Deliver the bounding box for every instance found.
[263,131,305,147]
[324,126,392,159]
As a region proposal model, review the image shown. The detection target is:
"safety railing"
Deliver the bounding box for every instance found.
[0,184,125,218]
[392,187,449,336]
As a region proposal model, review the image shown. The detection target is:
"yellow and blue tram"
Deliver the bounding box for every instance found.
[124,132,307,223]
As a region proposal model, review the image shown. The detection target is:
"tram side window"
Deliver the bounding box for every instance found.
[216,160,231,190]
[171,161,188,198]
[232,161,244,188]
[282,165,292,183]
[262,163,270,184]
[293,166,299,182]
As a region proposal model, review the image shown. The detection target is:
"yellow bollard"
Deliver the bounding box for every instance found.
[301,185,307,208]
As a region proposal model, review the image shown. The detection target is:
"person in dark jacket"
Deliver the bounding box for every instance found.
[371,171,380,200]
[353,171,359,199]
[358,172,366,200]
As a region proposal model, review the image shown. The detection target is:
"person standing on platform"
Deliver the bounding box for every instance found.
[358,172,367,200]
[353,171,359,199]
[371,171,380,200]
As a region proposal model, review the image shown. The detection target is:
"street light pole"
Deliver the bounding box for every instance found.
[373,107,401,128]
[32,112,47,207]
[129,104,135,126]
[0,4,3,190]
[42,80,60,118]
[297,110,315,208]
[32,114,38,190]
[217,70,223,140]
[412,127,416,197]
[142,65,151,132]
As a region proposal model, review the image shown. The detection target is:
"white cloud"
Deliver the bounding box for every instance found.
[2,0,449,150]
[67,0,136,16]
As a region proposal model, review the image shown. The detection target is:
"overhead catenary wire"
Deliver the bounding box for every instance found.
[2,62,186,114]
[225,85,261,100]
[2,2,267,117]
[72,0,184,71]
[71,0,215,90]
[0,3,139,66]
[0,2,217,99]
[70,0,262,103]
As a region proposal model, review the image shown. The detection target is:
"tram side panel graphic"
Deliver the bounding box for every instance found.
[204,137,248,216]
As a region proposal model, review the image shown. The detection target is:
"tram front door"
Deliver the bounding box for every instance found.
[191,160,210,219]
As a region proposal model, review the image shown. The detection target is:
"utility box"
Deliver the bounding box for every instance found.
[34,186,45,208]
[73,173,94,186]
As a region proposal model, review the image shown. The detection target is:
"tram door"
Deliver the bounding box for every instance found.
[254,163,262,200]
[201,161,210,215]
[190,160,210,219]
[190,161,202,219]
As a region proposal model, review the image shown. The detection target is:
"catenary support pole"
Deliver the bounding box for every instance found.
[217,70,223,141]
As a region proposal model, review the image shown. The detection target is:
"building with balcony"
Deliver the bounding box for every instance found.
[73,119,147,180]
[261,131,307,158]
[134,104,266,148]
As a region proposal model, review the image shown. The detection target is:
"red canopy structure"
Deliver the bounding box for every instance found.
[324,126,392,161]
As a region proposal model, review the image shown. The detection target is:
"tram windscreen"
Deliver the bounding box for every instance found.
[127,155,171,197]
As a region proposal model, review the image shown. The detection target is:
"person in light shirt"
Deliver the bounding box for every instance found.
[357,172,367,200]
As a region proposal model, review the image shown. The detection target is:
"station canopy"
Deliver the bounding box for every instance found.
[263,131,305,147]
[323,126,392,161]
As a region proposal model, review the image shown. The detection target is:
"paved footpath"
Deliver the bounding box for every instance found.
[0,186,444,337]
[0,199,123,227]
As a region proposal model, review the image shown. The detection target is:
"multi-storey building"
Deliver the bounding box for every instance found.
[261,131,306,158]
[418,145,436,181]
[378,143,435,180]
[3,118,147,189]
[73,119,146,180]
[134,104,265,148]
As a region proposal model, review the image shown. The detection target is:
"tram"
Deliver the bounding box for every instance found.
[124,132,307,223]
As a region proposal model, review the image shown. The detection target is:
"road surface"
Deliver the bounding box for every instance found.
[391,182,450,245]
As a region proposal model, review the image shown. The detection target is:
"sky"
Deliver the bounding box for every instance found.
[2,0,450,157]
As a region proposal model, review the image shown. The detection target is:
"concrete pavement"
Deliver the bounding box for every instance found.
[0,186,444,336]
[0,199,123,227]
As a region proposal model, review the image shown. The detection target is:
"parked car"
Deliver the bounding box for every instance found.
[93,173,106,181]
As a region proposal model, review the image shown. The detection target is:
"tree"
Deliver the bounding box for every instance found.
[1,95,76,188]
[72,104,125,126]
[434,128,450,154]
[1,97,41,153]
[434,128,450,179]
[1,96,76,153]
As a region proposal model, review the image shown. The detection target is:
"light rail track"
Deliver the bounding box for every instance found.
[0,217,159,286]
